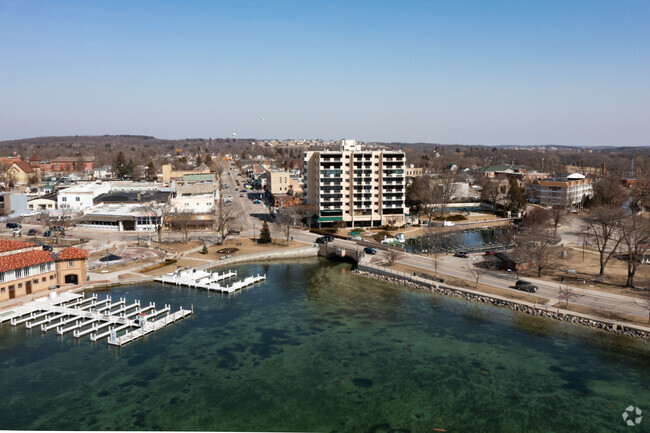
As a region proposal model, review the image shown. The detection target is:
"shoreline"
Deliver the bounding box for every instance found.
[352,268,650,340]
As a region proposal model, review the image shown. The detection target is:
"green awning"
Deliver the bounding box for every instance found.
[317,216,343,222]
[348,230,361,235]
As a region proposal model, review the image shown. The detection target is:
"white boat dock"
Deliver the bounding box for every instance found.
[1,292,192,346]
[155,267,265,294]
[108,306,193,347]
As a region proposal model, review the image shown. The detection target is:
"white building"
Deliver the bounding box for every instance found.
[170,182,217,214]
[57,182,111,210]
[303,139,408,227]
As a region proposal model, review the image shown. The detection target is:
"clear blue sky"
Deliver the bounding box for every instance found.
[1,0,648,146]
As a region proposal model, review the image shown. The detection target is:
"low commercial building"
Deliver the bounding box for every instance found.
[0,240,88,303]
[27,192,58,212]
[264,170,302,207]
[58,182,111,210]
[161,164,211,182]
[78,204,164,232]
[171,183,217,214]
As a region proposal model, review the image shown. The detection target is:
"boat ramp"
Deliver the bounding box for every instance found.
[0,292,192,347]
[154,267,266,294]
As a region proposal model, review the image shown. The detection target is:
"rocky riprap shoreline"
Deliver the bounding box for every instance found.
[352,269,650,340]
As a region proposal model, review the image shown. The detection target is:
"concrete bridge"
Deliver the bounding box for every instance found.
[317,244,363,264]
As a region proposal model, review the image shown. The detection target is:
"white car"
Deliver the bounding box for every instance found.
[443,221,455,227]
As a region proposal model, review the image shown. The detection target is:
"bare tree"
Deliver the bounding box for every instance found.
[412,176,437,226]
[631,172,650,219]
[522,206,550,229]
[42,211,77,244]
[385,247,399,266]
[144,202,172,244]
[385,215,400,229]
[617,214,650,287]
[549,206,568,237]
[481,179,501,211]
[275,206,300,246]
[594,172,627,207]
[558,285,578,308]
[420,225,443,275]
[436,175,459,216]
[168,209,194,243]
[215,201,238,245]
[496,225,517,250]
[583,207,625,276]
[468,260,486,288]
[516,229,560,277]
[295,203,317,228]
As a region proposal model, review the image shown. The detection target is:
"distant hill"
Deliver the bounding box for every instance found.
[0,135,246,167]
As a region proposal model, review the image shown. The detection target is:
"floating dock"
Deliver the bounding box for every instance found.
[0,292,192,346]
[155,267,265,294]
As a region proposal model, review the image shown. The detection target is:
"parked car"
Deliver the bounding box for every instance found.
[443,221,455,227]
[5,222,21,229]
[239,194,244,197]
[41,245,53,251]
[454,252,470,258]
[11,228,21,236]
[315,237,328,244]
[515,280,538,293]
[27,229,38,236]
[363,247,377,255]
[253,199,262,204]
[43,230,52,237]
[323,235,335,243]
[484,250,497,255]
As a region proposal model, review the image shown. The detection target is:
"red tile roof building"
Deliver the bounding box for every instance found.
[0,241,88,303]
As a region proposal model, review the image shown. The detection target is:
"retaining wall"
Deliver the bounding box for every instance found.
[355,265,650,340]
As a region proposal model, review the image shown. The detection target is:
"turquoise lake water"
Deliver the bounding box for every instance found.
[0,258,649,432]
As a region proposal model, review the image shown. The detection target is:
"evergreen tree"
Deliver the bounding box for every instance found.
[146,161,157,180]
[506,177,527,214]
[126,159,136,179]
[113,151,128,178]
[259,220,272,244]
[201,243,208,254]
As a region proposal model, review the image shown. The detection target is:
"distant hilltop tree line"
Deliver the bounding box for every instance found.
[0,134,649,179]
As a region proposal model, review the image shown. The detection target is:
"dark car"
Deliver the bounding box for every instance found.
[515,280,538,293]
[41,245,53,251]
[27,229,38,236]
[43,230,52,237]
[323,235,335,243]
[315,237,328,244]
[363,247,377,255]
[454,252,470,258]
[484,250,497,255]
[6,222,21,229]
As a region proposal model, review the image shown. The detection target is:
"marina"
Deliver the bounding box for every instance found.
[0,291,192,346]
[154,267,266,294]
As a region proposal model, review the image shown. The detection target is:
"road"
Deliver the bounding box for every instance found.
[290,230,649,319]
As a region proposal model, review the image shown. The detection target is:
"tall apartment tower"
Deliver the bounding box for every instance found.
[303,139,408,227]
